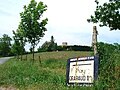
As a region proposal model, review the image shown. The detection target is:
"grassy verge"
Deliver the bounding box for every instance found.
[0,51,93,90]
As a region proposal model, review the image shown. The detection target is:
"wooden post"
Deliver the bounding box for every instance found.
[26,54,27,61]
[39,56,41,64]
[92,26,98,55]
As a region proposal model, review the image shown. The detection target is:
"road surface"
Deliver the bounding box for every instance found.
[0,57,12,64]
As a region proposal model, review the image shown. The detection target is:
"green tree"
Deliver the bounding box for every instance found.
[20,0,48,61]
[49,36,57,51]
[40,41,50,51]
[11,40,21,59]
[12,30,25,60]
[88,0,120,30]
[0,34,12,56]
[38,36,57,52]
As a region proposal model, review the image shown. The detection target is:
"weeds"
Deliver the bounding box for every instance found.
[0,50,120,90]
[96,42,120,90]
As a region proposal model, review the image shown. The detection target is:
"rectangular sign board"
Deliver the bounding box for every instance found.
[66,56,98,86]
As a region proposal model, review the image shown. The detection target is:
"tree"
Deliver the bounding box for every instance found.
[49,36,57,51]
[12,30,25,60]
[0,34,12,56]
[20,0,48,61]
[11,40,21,59]
[38,36,57,52]
[87,0,120,30]
[40,41,51,51]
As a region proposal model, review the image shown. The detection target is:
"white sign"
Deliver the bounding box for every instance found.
[69,60,94,83]
[66,56,98,86]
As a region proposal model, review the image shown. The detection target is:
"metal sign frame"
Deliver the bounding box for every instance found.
[66,55,99,86]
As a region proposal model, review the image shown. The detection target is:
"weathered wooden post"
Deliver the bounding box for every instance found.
[39,55,41,64]
[26,54,27,61]
[92,26,98,55]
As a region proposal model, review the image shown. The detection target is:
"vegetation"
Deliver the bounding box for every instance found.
[0,43,120,90]
[88,0,120,30]
[38,36,57,52]
[95,42,120,90]
[0,0,120,89]
[87,0,120,88]
[19,0,48,61]
[0,34,12,57]
[38,36,92,52]
[0,51,92,90]
[12,30,26,60]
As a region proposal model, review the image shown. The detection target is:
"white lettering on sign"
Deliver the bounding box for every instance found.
[69,60,94,83]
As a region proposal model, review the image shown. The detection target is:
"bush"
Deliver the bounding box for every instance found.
[96,42,120,90]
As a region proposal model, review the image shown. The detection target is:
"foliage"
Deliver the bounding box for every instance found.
[88,0,120,30]
[0,34,12,56]
[38,36,57,52]
[39,44,92,52]
[96,42,120,90]
[20,0,48,61]
[11,40,21,57]
[12,29,26,60]
[67,45,92,51]
[57,46,64,51]
[38,41,51,52]
[49,36,57,51]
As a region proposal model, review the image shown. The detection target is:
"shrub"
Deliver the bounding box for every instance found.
[96,42,120,90]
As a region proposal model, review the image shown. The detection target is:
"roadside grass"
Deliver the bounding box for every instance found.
[0,51,119,90]
[0,51,120,90]
[0,51,93,90]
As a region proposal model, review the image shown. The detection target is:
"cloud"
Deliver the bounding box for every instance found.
[0,0,120,51]
[0,9,13,16]
[98,26,120,43]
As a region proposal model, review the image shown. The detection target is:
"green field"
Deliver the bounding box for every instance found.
[0,51,120,90]
[0,51,94,90]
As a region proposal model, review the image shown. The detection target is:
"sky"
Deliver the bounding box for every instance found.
[0,0,120,50]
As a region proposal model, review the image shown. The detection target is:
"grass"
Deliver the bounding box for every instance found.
[0,51,93,90]
[0,51,119,90]
[24,51,92,60]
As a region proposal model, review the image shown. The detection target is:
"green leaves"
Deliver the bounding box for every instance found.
[20,0,48,44]
[0,34,12,56]
[18,0,48,60]
[97,42,120,89]
[88,0,120,30]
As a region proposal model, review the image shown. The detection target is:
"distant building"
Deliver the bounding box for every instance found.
[62,42,67,46]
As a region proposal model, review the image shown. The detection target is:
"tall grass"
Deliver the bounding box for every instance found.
[0,51,93,90]
[0,49,119,90]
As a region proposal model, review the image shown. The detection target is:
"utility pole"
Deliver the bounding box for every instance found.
[92,26,98,55]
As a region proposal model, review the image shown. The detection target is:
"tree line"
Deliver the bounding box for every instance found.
[0,34,93,57]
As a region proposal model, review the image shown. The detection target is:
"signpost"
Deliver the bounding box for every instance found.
[66,56,98,86]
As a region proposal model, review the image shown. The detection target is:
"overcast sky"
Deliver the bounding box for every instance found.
[0,0,120,50]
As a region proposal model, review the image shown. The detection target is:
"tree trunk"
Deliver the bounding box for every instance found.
[17,54,20,60]
[26,54,27,61]
[39,55,41,64]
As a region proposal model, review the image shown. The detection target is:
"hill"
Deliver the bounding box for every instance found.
[0,51,93,90]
